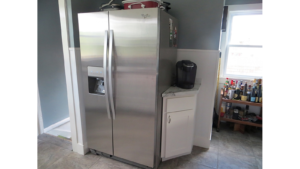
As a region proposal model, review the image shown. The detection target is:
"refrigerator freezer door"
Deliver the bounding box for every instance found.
[78,12,113,155]
[109,8,159,168]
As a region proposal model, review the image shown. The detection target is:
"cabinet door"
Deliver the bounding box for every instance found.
[165,110,193,158]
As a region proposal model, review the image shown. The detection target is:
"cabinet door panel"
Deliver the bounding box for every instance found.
[165,110,193,158]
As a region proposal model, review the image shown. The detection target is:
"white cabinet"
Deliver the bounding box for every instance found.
[165,110,194,158]
[161,85,200,161]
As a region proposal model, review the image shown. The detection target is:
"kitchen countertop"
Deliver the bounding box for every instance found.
[162,84,201,97]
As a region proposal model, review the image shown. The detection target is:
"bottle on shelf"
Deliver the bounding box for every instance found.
[254,85,259,103]
[247,85,251,101]
[221,87,224,96]
[244,105,249,117]
[220,102,226,117]
[240,81,244,95]
[241,82,248,101]
[225,102,232,118]
[234,81,241,100]
[260,86,264,103]
[257,79,261,86]
[257,84,262,103]
[225,78,229,86]
[250,85,256,102]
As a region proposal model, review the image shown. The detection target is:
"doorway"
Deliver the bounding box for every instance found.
[38,0,71,140]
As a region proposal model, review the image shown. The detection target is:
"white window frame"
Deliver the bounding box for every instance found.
[223,10,262,79]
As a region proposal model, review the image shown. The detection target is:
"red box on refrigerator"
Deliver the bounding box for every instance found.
[123,1,159,10]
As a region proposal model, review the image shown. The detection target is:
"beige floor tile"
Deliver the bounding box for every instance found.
[255,157,262,169]
[158,158,179,169]
[47,153,100,169]
[178,146,218,169]
[177,160,215,169]
[252,145,262,158]
[218,149,258,169]
[38,133,72,151]
[38,142,72,169]
[89,156,139,169]
[218,134,255,157]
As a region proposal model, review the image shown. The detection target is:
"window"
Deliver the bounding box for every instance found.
[223,11,262,78]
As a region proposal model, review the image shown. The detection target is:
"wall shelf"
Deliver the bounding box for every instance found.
[217,95,262,132]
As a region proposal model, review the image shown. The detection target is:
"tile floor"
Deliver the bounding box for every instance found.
[38,122,262,169]
[46,122,71,139]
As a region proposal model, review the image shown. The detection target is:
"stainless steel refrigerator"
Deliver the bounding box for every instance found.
[78,8,178,169]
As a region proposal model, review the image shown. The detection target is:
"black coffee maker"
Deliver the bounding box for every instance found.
[176,60,197,89]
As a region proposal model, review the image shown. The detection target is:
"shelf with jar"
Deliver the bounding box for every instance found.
[221,78,263,103]
[216,78,263,132]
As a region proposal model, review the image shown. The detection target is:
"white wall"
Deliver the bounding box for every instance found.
[177,49,219,148]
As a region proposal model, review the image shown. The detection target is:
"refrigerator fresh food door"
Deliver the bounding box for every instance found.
[78,12,113,155]
[109,8,159,168]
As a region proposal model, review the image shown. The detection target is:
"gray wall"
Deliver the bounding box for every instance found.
[168,0,224,50]
[68,0,224,50]
[225,0,262,5]
[38,0,69,128]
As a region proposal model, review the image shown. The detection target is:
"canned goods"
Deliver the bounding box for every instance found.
[241,95,247,101]
[228,89,235,99]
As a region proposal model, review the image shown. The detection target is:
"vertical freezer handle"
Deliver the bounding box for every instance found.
[108,30,116,120]
[103,30,111,119]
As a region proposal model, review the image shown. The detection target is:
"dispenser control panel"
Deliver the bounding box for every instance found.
[88,66,104,78]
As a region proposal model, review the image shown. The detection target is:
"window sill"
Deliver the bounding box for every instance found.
[218,76,261,84]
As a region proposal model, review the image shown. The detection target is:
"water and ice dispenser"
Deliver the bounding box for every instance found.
[88,66,105,95]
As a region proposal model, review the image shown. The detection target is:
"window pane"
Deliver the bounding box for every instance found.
[226,47,262,76]
[230,14,262,45]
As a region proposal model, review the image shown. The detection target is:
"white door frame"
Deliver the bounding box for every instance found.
[56,0,87,155]
[38,87,44,136]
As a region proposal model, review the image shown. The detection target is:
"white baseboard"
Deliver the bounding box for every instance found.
[44,117,70,133]
[73,143,89,155]
[162,152,191,161]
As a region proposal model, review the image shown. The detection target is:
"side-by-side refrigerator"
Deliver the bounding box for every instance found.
[78,8,178,169]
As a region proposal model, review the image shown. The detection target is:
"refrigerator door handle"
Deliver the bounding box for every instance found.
[103,30,111,119]
[108,30,116,120]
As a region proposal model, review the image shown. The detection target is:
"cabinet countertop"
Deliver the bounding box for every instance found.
[162,84,201,97]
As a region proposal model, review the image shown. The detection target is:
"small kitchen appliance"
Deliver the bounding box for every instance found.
[176,60,197,89]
